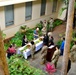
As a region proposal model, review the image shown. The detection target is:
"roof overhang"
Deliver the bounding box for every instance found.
[0,0,36,7]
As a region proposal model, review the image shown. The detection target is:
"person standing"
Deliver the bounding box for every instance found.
[60,37,65,55]
[33,27,39,39]
[70,41,76,62]
[41,26,46,36]
[49,36,54,46]
[43,20,47,27]
[51,45,60,68]
[43,33,49,46]
[41,44,48,64]
[30,41,36,60]
[49,18,54,31]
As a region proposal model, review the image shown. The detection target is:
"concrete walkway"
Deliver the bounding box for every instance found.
[28,24,76,75]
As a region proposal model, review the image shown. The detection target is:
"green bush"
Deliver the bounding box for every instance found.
[4,43,9,51]
[25,28,34,41]
[4,23,43,49]
[20,25,26,30]
[35,23,43,30]
[73,32,76,38]
[8,55,45,75]
[56,40,62,47]
[2,32,6,39]
[53,19,63,28]
[10,32,23,47]
[70,40,74,49]
[47,23,50,32]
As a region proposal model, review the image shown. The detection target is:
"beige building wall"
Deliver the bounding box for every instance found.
[14,3,25,26]
[57,1,67,20]
[0,7,5,30]
[0,0,62,39]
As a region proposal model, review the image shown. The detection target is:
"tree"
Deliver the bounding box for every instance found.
[61,0,75,75]
[0,28,9,75]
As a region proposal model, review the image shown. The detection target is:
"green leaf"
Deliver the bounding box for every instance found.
[59,7,67,16]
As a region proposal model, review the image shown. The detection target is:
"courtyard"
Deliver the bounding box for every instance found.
[27,24,76,75]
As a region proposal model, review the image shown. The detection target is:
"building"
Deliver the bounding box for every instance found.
[0,0,66,39]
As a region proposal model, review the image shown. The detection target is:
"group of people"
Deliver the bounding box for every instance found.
[41,36,60,74]
[21,29,76,74]
[41,34,76,74]
[21,35,36,60]
[5,15,75,75]
[41,35,72,74]
[6,17,76,74]
[41,18,54,35]
[6,18,55,62]
[41,34,72,73]
[7,36,36,60]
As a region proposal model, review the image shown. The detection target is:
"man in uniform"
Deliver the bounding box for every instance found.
[41,44,48,64]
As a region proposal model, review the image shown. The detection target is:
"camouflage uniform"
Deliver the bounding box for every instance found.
[49,18,54,31]
[41,45,48,64]
[30,44,36,59]
[70,45,76,62]
[41,27,46,36]
[51,49,60,68]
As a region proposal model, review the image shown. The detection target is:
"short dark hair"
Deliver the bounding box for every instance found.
[31,41,34,45]
[9,44,12,48]
[74,41,76,44]
[63,37,65,40]
[50,18,53,19]
[23,35,25,39]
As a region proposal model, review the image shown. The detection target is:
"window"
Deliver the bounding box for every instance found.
[25,2,32,20]
[52,0,58,12]
[40,0,46,16]
[5,5,14,26]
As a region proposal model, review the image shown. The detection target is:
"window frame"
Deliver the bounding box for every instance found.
[5,5,14,26]
[52,0,58,13]
[25,2,32,21]
[40,0,46,16]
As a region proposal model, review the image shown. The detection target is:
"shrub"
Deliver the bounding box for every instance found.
[2,32,6,39]
[8,55,45,75]
[56,40,62,47]
[53,19,63,28]
[25,28,34,41]
[73,32,76,38]
[10,32,23,47]
[4,43,9,51]
[35,23,43,30]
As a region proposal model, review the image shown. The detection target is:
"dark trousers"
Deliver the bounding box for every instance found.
[67,59,71,73]
[7,53,14,59]
[60,49,64,55]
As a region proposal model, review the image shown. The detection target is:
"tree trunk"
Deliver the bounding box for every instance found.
[0,28,9,75]
[61,0,75,75]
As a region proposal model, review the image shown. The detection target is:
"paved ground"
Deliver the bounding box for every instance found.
[27,24,76,75]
